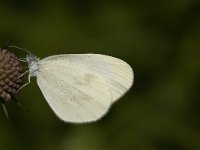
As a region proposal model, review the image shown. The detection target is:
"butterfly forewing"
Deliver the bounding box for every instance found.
[39,54,134,102]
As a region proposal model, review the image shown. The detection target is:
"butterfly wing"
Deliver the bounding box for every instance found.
[36,64,112,123]
[40,54,134,102]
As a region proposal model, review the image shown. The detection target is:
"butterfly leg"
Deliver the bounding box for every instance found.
[16,75,31,93]
[17,70,29,79]
[18,58,28,62]
[16,70,30,92]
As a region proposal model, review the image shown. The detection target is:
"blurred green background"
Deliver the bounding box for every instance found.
[0,0,200,150]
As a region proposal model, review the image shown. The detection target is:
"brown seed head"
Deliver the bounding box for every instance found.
[0,49,23,101]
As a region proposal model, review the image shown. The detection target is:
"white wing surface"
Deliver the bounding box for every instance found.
[39,54,134,102]
[37,65,112,123]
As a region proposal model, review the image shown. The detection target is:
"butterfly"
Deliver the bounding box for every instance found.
[15,47,134,123]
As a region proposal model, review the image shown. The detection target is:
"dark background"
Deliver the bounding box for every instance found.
[0,0,200,150]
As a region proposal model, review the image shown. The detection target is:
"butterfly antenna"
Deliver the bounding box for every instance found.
[8,45,31,55]
[11,95,29,112]
[0,99,9,120]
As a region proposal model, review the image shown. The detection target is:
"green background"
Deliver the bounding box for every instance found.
[0,0,200,150]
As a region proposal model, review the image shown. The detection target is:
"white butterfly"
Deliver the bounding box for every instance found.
[20,51,134,123]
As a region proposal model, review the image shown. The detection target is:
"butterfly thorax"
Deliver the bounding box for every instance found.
[26,54,40,77]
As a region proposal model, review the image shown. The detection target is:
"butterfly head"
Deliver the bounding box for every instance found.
[26,53,40,77]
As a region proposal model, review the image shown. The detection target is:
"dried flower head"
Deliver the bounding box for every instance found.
[0,48,23,101]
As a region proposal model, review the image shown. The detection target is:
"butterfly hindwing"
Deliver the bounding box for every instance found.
[36,63,112,123]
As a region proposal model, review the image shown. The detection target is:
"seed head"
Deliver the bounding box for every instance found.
[0,49,23,101]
